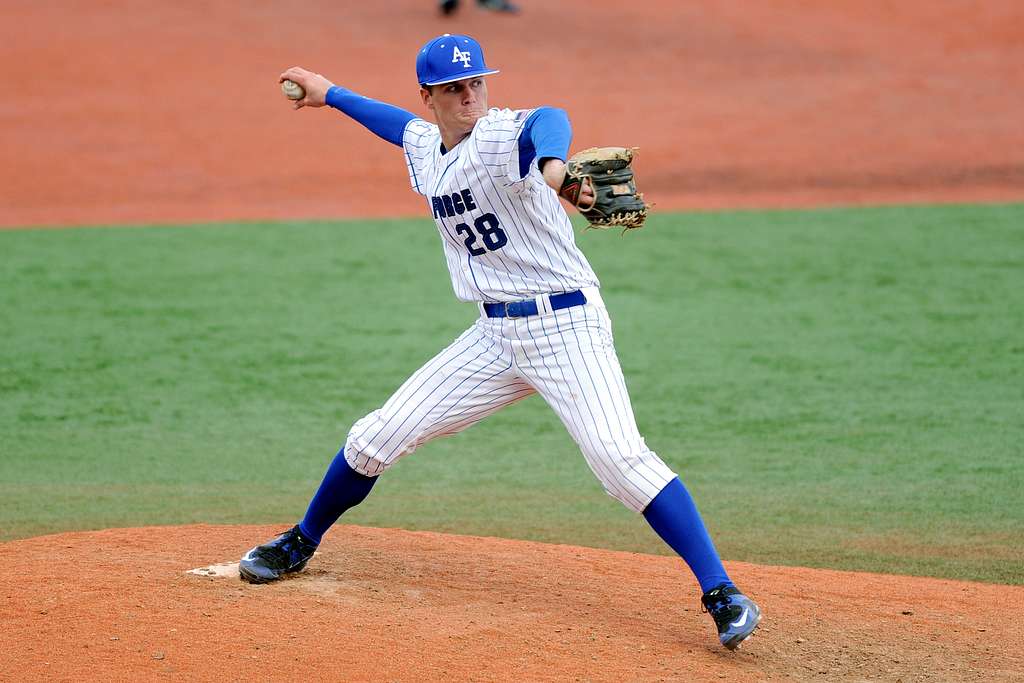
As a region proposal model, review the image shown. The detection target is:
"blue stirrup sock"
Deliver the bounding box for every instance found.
[297,444,378,545]
[643,477,733,594]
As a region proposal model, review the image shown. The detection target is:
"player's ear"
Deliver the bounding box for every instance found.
[420,86,434,110]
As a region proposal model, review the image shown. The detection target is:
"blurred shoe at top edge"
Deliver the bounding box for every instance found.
[439,0,520,16]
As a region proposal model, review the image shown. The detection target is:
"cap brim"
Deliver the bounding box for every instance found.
[423,68,500,87]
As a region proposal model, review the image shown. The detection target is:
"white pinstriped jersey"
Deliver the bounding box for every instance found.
[402,108,599,303]
[343,108,678,515]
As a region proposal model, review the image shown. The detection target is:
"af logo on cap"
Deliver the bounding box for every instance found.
[416,34,499,86]
[452,46,472,68]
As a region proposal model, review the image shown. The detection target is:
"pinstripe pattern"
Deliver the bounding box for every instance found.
[403,108,599,303]
[348,106,675,513]
[345,297,676,512]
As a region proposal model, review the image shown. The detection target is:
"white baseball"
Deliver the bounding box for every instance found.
[281,79,305,100]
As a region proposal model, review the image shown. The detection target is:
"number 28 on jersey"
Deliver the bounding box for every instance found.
[432,187,508,256]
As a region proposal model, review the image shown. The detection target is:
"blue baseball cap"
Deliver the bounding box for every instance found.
[416,34,499,87]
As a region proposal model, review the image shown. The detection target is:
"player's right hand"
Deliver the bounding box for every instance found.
[279,67,335,109]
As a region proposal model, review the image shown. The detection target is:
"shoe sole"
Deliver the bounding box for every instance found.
[722,611,762,650]
[239,565,274,584]
[238,559,310,584]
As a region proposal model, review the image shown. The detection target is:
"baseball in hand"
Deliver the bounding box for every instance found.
[281,79,305,100]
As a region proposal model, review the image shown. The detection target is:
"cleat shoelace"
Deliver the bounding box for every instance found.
[701,589,733,616]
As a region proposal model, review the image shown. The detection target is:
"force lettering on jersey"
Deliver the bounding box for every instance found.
[430,188,507,257]
[430,188,478,219]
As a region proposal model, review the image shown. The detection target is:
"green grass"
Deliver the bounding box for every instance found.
[2,204,1022,584]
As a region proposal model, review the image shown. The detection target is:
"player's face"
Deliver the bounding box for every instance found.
[421,77,489,133]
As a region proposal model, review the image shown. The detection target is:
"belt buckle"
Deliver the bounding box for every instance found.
[504,302,524,319]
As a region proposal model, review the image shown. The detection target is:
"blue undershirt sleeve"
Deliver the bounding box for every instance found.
[325,85,417,147]
[517,106,572,179]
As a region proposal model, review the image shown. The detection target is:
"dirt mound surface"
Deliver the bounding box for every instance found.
[1,525,1020,681]
[3,1,1023,229]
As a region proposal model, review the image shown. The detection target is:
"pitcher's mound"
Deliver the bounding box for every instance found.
[1,524,1020,681]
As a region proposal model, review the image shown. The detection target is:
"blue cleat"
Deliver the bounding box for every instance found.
[239,526,318,584]
[701,583,762,650]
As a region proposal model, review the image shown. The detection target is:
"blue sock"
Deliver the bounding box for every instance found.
[298,444,378,545]
[643,477,732,594]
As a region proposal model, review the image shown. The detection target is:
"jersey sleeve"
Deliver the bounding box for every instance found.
[519,107,572,177]
[473,108,536,187]
[325,86,416,147]
[402,118,440,195]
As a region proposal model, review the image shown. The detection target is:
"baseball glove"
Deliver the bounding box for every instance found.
[559,147,649,230]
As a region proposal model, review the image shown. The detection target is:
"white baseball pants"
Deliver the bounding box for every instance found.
[344,288,677,512]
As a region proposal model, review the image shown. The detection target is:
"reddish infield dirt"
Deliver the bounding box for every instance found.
[2,0,1023,228]
[1,525,1022,682]
[4,1,1024,680]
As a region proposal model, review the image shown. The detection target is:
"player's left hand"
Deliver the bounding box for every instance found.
[576,177,596,209]
[559,147,649,230]
[279,67,335,110]
[541,159,595,208]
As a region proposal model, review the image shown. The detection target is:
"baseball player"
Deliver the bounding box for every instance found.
[240,34,761,650]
